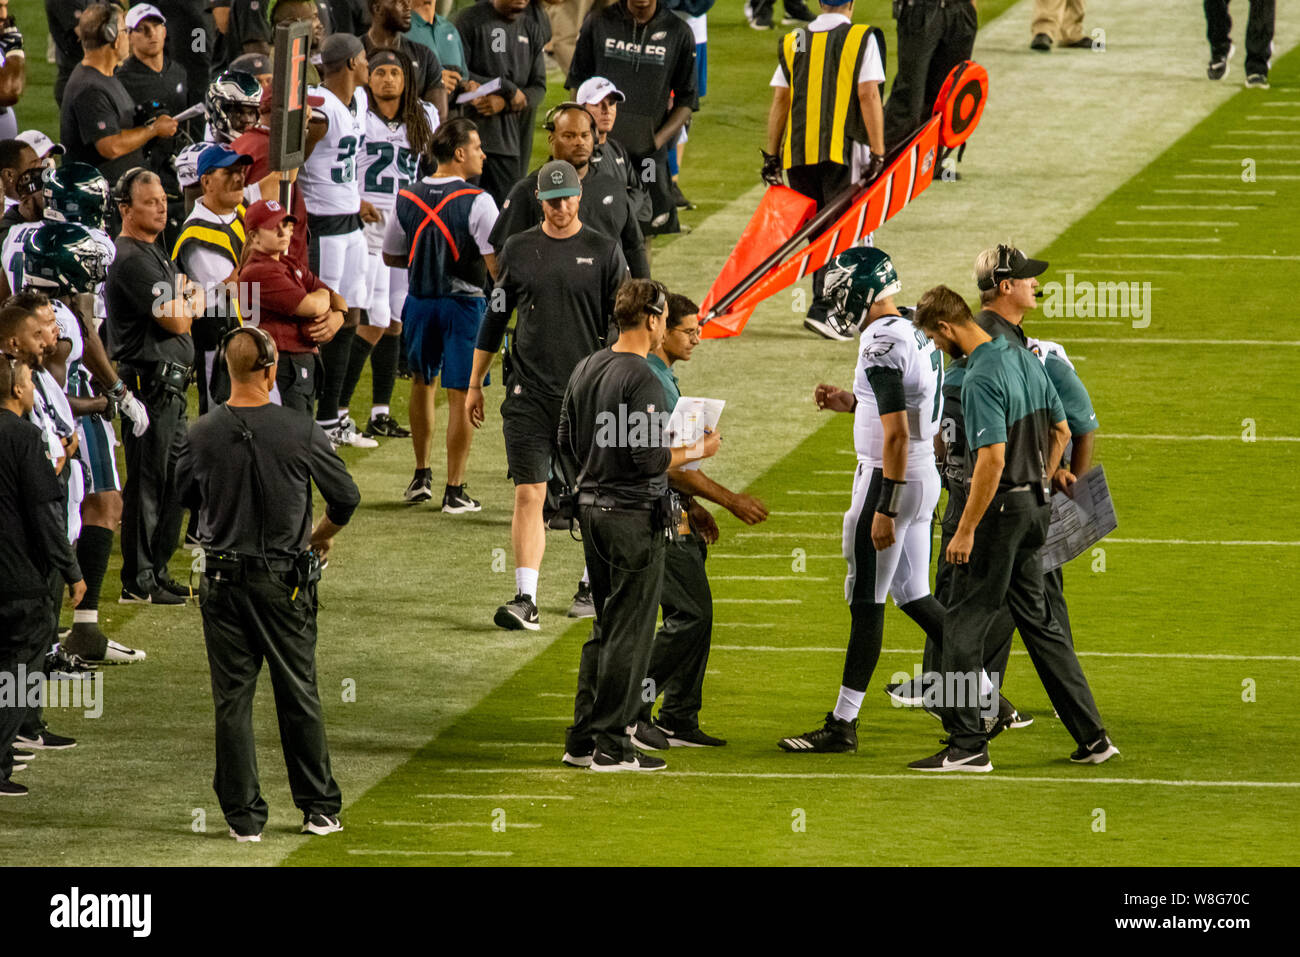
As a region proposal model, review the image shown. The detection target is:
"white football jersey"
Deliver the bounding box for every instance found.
[359,102,437,213]
[299,85,368,216]
[175,140,214,190]
[851,314,943,476]
[1026,336,1076,370]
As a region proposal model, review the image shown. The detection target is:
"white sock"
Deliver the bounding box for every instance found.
[371,404,389,418]
[73,609,98,625]
[516,567,539,601]
[833,686,865,723]
[338,408,349,421]
[580,566,590,585]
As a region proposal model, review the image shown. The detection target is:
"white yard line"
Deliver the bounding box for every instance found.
[433,768,1300,789]
[1104,433,1300,442]
[712,575,829,582]
[346,850,514,857]
[1175,173,1300,180]
[416,794,574,800]
[1151,188,1275,194]
[379,821,542,829]
[709,645,1300,662]
[1136,205,1257,210]
[1096,236,1222,242]
[1078,252,1300,261]
[1052,337,1300,344]
[1113,219,1240,225]
[713,598,803,604]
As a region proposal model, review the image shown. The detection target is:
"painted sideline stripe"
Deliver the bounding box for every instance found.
[1113,219,1240,225]
[714,598,802,604]
[709,645,1300,663]
[1105,433,1300,442]
[1176,174,1300,180]
[1212,144,1300,149]
[416,794,574,800]
[1106,537,1300,546]
[1151,188,1275,194]
[1136,204,1257,210]
[380,820,542,829]
[434,769,1300,789]
[347,850,514,857]
[1096,237,1222,243]
[1053,336,1300,344]
[1077,252,1300,260]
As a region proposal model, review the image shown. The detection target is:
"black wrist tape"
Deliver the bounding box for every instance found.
[877,477,906,518]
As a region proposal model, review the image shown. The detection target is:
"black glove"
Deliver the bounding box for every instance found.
[0,19,23,55]
[864,152,886,184]
[760,150,783,187]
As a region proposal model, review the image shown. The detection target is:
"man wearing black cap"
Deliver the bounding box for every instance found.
[117,4,190,247]
[230,52,273,91]
[490,102,648,279]
[172,144,254,414]
[907,285,1116,772]
[468,158,628,633]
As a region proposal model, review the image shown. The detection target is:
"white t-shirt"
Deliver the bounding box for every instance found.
[852,315,942,478]
[770,15,885,89]
[300,85,368,217]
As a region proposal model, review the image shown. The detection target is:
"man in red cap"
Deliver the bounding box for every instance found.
[238,199,344,415]
[230,85,325,273]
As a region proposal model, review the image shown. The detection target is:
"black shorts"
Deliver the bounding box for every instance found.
[500,382,562,487]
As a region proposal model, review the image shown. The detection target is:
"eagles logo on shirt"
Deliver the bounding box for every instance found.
[864,340,894,359]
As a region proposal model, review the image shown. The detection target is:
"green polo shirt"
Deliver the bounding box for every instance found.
[960,336,1066,492]
[646,352,681,409]
[407,10,466,75]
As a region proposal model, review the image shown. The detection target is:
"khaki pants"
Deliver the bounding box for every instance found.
[547,0,611,79]
[1032,0,1087,45]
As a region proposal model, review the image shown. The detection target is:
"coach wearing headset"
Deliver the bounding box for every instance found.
[176,323,360,842]
[106,167,204,605]
[490,101,649,279]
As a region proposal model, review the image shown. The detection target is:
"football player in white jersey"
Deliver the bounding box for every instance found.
[175,70,263,214]
[301,32,382,448]
[339,48,438,439]
[778,248,949,754]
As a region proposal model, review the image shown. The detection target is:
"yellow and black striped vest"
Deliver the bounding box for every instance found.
[779,23,877,169]
[171,203,247,322]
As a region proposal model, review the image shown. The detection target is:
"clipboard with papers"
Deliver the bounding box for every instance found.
[663,396,724,471]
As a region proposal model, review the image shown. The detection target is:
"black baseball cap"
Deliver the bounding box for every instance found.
[537,160,581,200]
[977,246,1049,290]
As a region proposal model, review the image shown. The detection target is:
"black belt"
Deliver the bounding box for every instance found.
[577,491,654,511]
[120,360,192,398]
[204,550,296,577]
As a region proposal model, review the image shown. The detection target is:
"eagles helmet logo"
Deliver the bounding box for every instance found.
[22,222,112,295]
[551,170,566,185]
[825,247,903,334]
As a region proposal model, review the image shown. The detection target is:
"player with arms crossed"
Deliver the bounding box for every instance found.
[778,247,946,754]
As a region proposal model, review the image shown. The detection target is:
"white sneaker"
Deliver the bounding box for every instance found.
[229,828,262,843]
[328,418,378,449]
[103,639,147,663]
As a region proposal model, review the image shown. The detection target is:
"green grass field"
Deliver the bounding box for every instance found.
[2,0,1297,867]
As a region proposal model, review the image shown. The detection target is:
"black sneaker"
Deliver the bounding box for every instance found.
[1030,33,1052,52]
[404,470,433,504]
[15,730,76,750]
[670,180,694,210]
[1207,42,1234,80]
[628,721,670,751]
[442,485,482,514]
[781,0,814,24]
[985,694,1027,741]
[119,587,185,606]
[11,748,35,763]
[748,7,772,29]
[908,743,992,772]
[301,812,343,835]
[1070,733,1120,765]
[561,748,594,769]
[160,577,195,600]
[590,749,667,772]
[778,712,858,753]
[0,779,28,797]
[1063,36,1095,49]
[494,593,540,631]
[802,312,855,341]
[567,581,595,619]
[364,412,411,438]
[1245,73,1270,90]
[658,723,727,748]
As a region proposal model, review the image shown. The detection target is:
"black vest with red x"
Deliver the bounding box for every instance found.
[395,177,487,298]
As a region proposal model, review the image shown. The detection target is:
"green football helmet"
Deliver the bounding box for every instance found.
[23,222,112,295]
[824,246,903,331]
[42,162,111,231]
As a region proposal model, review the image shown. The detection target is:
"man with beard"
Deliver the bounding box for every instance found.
[362,0,449,121]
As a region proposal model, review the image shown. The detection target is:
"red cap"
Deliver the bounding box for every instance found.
[259,86,327,114]
[244,199,297,232]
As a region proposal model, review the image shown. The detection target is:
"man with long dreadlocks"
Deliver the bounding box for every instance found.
[337,47,439,440]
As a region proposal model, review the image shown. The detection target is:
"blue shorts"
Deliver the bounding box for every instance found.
[401,294,487,390]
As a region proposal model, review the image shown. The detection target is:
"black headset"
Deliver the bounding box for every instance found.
[114,166,152,207]
[543,101,598,136]
[222,325,277,371]
[991,243,1016,285]
[92,4,119,46]
[646,281,668,317]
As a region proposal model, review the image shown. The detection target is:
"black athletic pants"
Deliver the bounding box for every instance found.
[937,489,1105,751]
[786,161,853,321]
[637,533,712,732]
[119,386,188,597]
[276,353,321,417]
[0,596,53,779]
[884,0,979,150]
[568,506,666,761]
[201,567,340,836]
[1204,0,1276,76]
[477,152,523,210]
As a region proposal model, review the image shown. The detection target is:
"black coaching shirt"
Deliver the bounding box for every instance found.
[61,64,148,182]
[454,1,547,160]
[0,409,82,598]
[176,403,361,561]
[105,237,195,367]
[477,224,628,401]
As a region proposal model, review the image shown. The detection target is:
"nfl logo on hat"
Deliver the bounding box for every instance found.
[267,201,281,211]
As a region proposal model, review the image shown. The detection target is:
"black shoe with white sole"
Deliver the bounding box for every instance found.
[442,485,482,513]
[15,730,76,750]
[590,749,666,772]
[494,593,540,631]
[0,779,28,796]
[404,470,434,504]
[908,743,993,772]
[1245,73,1270,89]
[1207,43,1234,80]
[802,313,855,341]
[1070,734,1120,764]
[628,721,670,751]
[1030,33,1052,52]
[365,412,410,438]
[658,723,726,747]
[119,587,185,606]
[301,812,343,835]
[778,712,858,753]
[562,749,593,768]
[567,581,595,618]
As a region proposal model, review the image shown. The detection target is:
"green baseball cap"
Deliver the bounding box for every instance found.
[537,160,581,201]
